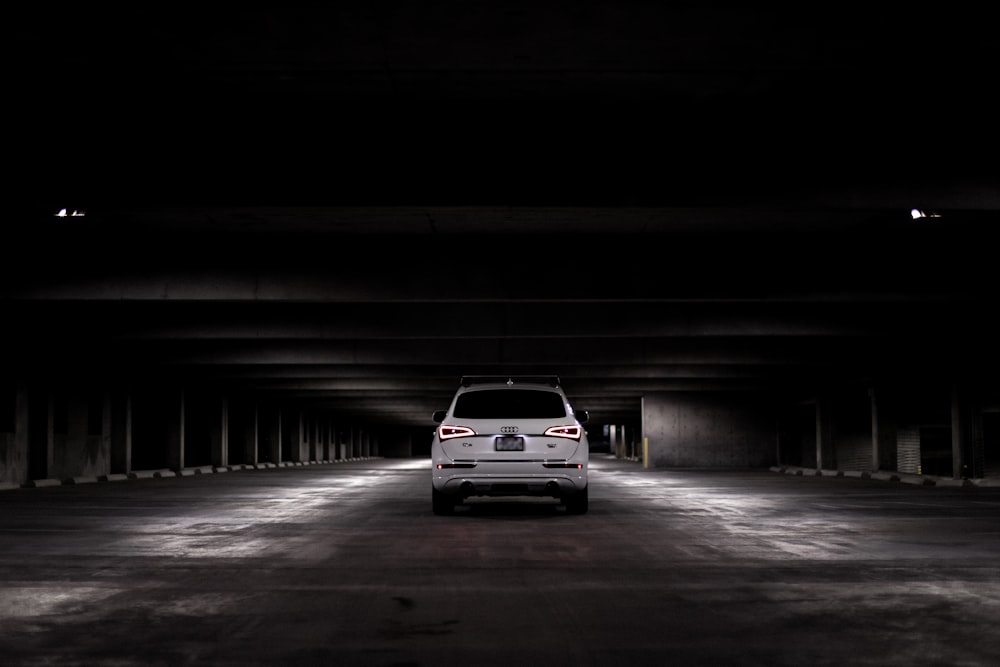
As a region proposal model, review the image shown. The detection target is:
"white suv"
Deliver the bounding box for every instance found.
[431,376,589,515]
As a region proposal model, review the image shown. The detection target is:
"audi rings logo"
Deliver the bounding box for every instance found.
[500,426,519,434]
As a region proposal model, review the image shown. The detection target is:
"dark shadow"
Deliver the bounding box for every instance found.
[452,499,566,519]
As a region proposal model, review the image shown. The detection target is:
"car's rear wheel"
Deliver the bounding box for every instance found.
[432,486,457,515]
[564,487,589,515]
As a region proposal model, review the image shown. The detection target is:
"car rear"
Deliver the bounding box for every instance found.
[431,377,589,514]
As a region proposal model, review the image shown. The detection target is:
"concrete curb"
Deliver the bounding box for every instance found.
[25,478,62,488]
[6,457,388,490]
[64,476,99,485]
[774,466,988,489]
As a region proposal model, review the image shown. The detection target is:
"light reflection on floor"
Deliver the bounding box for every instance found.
[0,587,120,618]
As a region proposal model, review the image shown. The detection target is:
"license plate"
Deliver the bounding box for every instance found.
[495,436,524,451]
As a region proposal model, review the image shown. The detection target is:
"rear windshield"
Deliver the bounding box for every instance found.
[452,389,567,419]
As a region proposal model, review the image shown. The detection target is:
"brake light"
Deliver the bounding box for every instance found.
[438,425,476,440]
[543,425,583,441]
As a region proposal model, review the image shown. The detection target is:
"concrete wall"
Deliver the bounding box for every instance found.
[0,383,28,485]
[50,393,110,480]
[642,392,776,468]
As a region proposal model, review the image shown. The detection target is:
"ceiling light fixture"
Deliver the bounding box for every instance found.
[54,208,86,217]
[910,208,942,220]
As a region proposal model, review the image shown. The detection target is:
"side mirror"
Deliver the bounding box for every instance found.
[577,409,589,424]
[432,410,447,424]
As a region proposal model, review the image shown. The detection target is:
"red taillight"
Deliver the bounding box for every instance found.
[543,424,583,441]
[438,425,476,440]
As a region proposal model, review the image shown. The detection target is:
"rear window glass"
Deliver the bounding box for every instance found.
[453,389,567,419]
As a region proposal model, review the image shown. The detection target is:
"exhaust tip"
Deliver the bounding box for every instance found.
[545,481,561,497]
[460,481,475,497]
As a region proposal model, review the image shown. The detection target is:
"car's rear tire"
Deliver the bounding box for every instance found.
[432,486,456,515]
[564,487,589,515]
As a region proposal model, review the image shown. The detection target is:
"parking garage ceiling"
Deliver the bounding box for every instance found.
[8,3,999,429]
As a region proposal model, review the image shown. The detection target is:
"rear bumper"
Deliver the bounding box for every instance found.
[434,474,587,498]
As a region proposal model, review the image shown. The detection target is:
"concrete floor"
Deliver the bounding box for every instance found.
[1,456,998,667]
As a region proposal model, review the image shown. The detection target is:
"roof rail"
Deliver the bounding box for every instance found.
[459,375,561,388]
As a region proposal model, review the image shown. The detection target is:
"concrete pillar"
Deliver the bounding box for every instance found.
[952,383,971,480]
[110,390,131,475]
[641,395,648,467]
[323,420,332,461]
[244,403,259,465]
[210,397,229,468]
[609,424,618,456]
[816,396,835,471]
[312,415,319,460]
[300,413,310,461]
[48,392,69,480]
[100,391,112,475]
[269,408,282,464]
[31,389,55,480]
[312,416,318,460]
[815,399,824,470]
[303,413,310,461]
[167,390,185,471]
[315,419,323,461]
[324,421,330,460]
[870,387,880,472]
[80,393,106,478]
[318,419,324,461]
[0,383,29,487]
[285,410,303,463]
[869,384,898,472]
[305,415,313,461]
[51,394,88,480]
